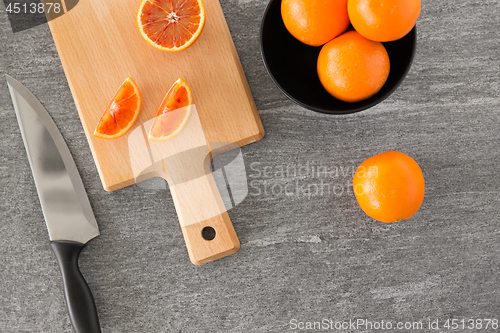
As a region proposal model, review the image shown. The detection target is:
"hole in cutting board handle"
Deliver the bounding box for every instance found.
[201,226,216,241]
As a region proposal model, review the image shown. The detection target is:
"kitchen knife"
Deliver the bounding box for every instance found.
[6,75,101,333]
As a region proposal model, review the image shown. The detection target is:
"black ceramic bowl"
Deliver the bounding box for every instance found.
[260,0,416,114]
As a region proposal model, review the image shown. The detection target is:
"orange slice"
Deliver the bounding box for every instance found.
[94,77,142,139]
[148,78,193,142]
[137,0,206,52]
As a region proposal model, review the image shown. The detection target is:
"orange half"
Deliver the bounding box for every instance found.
[137,0,205,52]
[94,77,142,139]
[148,78,193,142]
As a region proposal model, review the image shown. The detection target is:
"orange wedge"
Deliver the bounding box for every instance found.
[94,77,142,139]
[137,0,205,52]
[148,78,193,142]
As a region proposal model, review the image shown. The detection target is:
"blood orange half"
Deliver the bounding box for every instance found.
[148,78,193,142]
[137,0,206,52]
[94,77,142,139]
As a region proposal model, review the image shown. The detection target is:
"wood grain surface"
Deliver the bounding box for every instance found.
[47,0,264,191]
[45,0,263,264]
[1,0,499,332]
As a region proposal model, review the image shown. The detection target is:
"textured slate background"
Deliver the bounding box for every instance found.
[1,0,499,332]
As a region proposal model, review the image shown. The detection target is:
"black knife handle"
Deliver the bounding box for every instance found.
[50,241,101,333]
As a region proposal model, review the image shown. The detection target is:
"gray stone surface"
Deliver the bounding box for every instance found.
[1,0,499,332]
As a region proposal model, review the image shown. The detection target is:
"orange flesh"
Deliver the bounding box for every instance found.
[149,83,190,138]
[95,82,140,136]
[139,0,202,49]
[160,84,190,112]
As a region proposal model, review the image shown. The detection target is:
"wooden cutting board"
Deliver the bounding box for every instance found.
[47,0,264,264]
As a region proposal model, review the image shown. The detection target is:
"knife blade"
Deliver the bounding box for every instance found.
[6,75,102,333]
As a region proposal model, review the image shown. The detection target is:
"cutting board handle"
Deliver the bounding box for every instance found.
[167,167,240,265]
[181,210,240,265]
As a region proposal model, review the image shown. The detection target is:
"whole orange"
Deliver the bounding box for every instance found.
[317,31,390,103]
[353,151,425,223]
[348,0,421,42]
[281,0,349,47]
